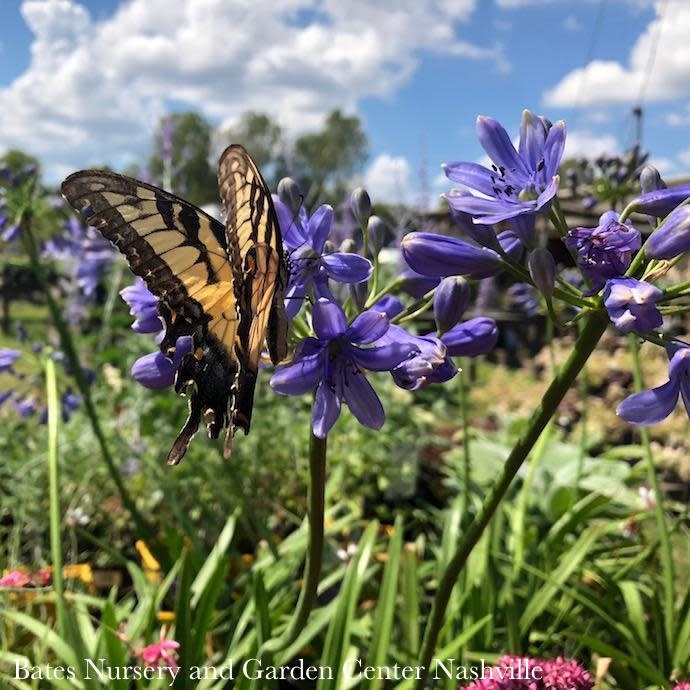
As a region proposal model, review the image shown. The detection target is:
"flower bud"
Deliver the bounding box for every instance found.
[340,238,356,254]
[323,240,336,255]
[277,177,302,216]
[645,204,690,259]
[351,187,371,227]
[441,317,499,357]
[367,215,387,255]
[640,165,666,194]
[349,281,368,310]
[433,276,470,334]
[402,232,502,279]
[528,247,556,297]
[633,183,690,218]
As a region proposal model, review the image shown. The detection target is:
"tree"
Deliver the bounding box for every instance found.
[293,110,368,205]
[148,112,217,205]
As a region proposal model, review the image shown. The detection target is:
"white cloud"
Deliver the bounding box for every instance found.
[0,0,510,180]
[563,129,619,159]
[496,0,555,7]
[648,156,677,176]
[562,14,580,31]
[363,153,413,204]
[665,103,690,126]
[544,1,690,108]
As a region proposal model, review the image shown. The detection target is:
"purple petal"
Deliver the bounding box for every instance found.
[399,269,440,299]
[443,162,498,197]
[307,205,334,253]
[535,175,560,211]
[270,349,325,395]
[350,342,418,372]
[518,110,547,172]
[402,232,502,279]
[346,310,389,344]
[498,229,524,262]
[476,116,529,178]
[321,252,373,283]
[285,278,308,320]
[434,276,470,333]
[509,213,536,245]
[312,381,341,438]
[273,196,307,251]
[617,379,680,425]
[446,194,535,225]
[343,372,385,430]
[372,295,404,319]
[645,205,690,259]
[542,121,566,183]
[312,298,346,340]
[445,189,500,249]
[633,183,690,218]
[131,351,176,389]
[442,317,499,357]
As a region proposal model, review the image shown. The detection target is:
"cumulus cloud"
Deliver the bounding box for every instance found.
[563,129,620,160]
[544,1,690,108]
[363,153,413,205]
[0,0,510,180]
[665,103,690,126]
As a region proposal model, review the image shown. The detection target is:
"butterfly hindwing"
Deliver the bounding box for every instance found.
[61,171,241,465]
[218,145,288,434]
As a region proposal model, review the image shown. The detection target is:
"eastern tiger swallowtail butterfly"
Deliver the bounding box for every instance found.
[61,145,289,465]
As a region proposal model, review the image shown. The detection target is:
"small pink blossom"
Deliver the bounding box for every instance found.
[0,571,31,587]
[462,655,592,690]
[32,568,52,586]
[673,683,690,690]
[139,638,180,670]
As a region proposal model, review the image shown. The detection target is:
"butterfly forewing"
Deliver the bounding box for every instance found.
[217,145,288,434]
[61,171,241,464]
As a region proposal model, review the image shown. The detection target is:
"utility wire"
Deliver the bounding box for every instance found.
[636,0,668,107]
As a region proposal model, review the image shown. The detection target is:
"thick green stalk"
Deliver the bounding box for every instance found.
[45,357,66,636]
[19,209,156,550]
[414,312,608,688]
[262,431,327,654]
[628,334,675,645]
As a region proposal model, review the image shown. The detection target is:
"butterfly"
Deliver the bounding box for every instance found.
[61,145,288,465]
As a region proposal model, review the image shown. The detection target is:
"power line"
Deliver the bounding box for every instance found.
[636,0,668,107]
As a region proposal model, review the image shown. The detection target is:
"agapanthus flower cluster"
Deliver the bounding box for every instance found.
[460,655,592,690]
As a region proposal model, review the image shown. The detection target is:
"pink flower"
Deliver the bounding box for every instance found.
[32,568,52,586]
[0,571,31,587]
[673,683,690,690]
[139,638,180,670]
[461,655,592,690]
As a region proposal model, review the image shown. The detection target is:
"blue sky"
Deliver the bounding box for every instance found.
[1,0,688,205]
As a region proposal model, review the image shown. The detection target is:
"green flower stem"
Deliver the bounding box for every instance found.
[365,277,403,310]
[628,334,675,644]
[549,199,570,237]
[45,357,66,637]
[262,430,327,654]
[661,280,690,301]
[458,358,471,515]
[414,311,608,689]
[19,209,157,554]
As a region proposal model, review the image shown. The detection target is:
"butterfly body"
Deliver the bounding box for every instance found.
[61,146,288,465]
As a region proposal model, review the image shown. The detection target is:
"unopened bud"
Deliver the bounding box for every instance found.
[433,276,470,334]
[367,215,388,255]
[528,247,556,297]
[351,187,372,227]
[277,177,302,216]
[640,165,667,194]
[349,281,368,310]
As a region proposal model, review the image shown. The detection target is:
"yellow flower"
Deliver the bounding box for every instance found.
[156,611,175,623]
[135,541,161,584]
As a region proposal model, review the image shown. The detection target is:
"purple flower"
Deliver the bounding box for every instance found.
[645,204,690,259]
[434,276,470,333]
[603,277,663,334]
[399,268,440,298]
[0,391,12,406]
[444,110,565,224]
[401,232,502,279]
[441,317,499,357]
[0,348,21,373]
[633,183,690,218]
[1,223,19,242]
[61,390,82,422]
[15,398,36,418]
[131,336,193,389]
[270,298,416,437]
[508,283,540,317]
[120,278,163,334]
[373,295,404,319]
[273,199,372,319]
[617,345,690,425]
[565,211,641,291]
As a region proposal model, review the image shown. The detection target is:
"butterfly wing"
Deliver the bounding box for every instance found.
[217,145,288,434]
[61,171,241,465]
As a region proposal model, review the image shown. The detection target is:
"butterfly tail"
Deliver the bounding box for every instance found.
[167,395,202,466]
[232,368,257,435]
